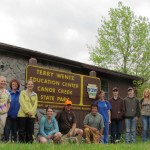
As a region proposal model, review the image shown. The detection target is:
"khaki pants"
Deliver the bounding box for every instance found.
[84,128,100,144]
[61,128,83,144]
[0,113,7,139]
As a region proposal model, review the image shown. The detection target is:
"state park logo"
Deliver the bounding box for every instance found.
[87,84,98,99]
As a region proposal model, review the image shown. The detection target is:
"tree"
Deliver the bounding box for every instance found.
[89,2,150,84]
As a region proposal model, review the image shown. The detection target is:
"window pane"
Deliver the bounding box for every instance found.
[101,79,109,100]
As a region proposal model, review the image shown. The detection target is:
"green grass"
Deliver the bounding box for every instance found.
[0,143,150,150]
[0,135,146,150]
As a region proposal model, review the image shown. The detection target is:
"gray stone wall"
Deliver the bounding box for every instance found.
[0,52,72,88]
[0,52,28,89]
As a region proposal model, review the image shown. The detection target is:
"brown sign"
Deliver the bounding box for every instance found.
[26,65,100,110]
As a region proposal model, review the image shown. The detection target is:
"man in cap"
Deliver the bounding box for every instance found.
[109,87,125,143]
[124,87,140,143]
[56,99,83,143]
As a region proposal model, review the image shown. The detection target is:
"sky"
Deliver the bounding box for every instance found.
[0,0,150,64]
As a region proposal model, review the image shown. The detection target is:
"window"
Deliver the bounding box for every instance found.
[101,79,109,100]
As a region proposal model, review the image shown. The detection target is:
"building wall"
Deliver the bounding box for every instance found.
[0,51,134,137]
[108,77,133,99]
[96,72,133,100]
[0,52,73,89]
[0,52,28,89]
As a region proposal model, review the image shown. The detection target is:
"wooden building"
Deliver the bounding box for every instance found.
[0,42,141,129]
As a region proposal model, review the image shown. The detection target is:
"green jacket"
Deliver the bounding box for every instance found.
[18,90,38,118]
[124,96,140,118]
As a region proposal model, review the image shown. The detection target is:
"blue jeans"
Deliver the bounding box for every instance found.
[102,122,109,143]
[142,115,150,142]
[4,117,18,142]
[110,119,122,143]
[125,117,136,143]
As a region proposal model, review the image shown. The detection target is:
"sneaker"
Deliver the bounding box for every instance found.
[115,140,120,143]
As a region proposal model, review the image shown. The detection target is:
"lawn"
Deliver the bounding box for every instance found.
[0,143,150,150]
[0,135,148,150]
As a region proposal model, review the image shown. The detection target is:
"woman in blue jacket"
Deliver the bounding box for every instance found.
[95,90,112,143]
[4,79,20,142]
[38,107,62,143]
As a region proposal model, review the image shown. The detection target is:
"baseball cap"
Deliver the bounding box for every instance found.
[128,87,133,91]
[113,87,118,91]
[64,99,72,106]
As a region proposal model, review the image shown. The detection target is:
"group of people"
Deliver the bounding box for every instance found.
[0,75,83,144]
[95,87,150,144]
[37,99,83,144]
[0,76,37,143]
[0,75,150,144]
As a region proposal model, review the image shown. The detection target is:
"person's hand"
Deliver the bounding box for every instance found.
[135,117,138,121]
[28,112,33,117]
[91,127,98,132]
[97,132,101,139]
[67,131,73,137]
[109,119,111,124]
[46,135,52,140]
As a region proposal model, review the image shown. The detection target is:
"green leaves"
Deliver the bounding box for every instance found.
[89,1,150,84]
